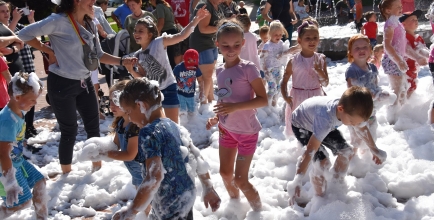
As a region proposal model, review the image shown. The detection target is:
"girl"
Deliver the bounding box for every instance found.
[113,78,220,219]
[237,14,261,71]
[206,20,268,211]
[379,0,407,125]
[260,20,289,106]
[281,20,328,137]
[294,0,310,21]
[345,34,390,165]
[370,44,384,69]
[124,6,208,124]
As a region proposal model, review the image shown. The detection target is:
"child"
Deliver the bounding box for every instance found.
[124,6,208,124]
[173,49,204,116]
[345,34,391,163]
[294,0,310,21]
[0,56,11,111]
[260,20,289,106]
[281,20,328,137]
[258,26,269,55]
[379,0,408,124]
[353,0,363,32]
[426,2,434,84]
[255,6,266,28]
[239,1,248,15]
[237,14,261,71]
[287,86,387,207]
[400,10,429,98]
[206,20,268,211]
[113,78,220,219]
[361,11,378,47]
[370,44,384,69]
[0,72,47,219]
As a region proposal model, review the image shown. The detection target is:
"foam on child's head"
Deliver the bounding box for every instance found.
[215,20,244,41]
[119,78,163,109]
[8,72,43,98]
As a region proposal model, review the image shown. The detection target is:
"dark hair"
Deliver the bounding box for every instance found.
[297,18,319,38]
[236,14,251,31]
[215,19,244,41]
[109,80,138,134]
[119,78,163,108]
[8,72,43,97]
[364,11,376,21]
[136,16,159,40]
[378,0,398,20]
[96,0,108,5]
[56,0,75,14]
[156,0,171,8]
[338,86,373,121]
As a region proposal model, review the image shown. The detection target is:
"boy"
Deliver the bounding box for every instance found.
[335,0,349,17]
[400,10,429,98]
[239,1,248,15]
[256,6,267,28]
[361,11,378,47]
[173,49,204,116]
[353,0,363,32]
[287,86,387,206]
[0,72,47,219]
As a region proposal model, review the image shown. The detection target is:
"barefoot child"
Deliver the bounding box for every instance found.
[287,87,387,207]
[0,72,48,219]
[281,20,328,137]
[206,20,268,211]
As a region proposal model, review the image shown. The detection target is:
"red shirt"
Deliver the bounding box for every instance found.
[0,57,9,108]
[363,22,377,39]
[405,33,425,74]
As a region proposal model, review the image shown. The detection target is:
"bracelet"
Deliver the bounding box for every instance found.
[120,58,124,66]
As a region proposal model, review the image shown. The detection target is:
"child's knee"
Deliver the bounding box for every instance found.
[219,169,234,180]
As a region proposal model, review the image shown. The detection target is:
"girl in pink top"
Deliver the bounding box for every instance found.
[379,0,408,124]
[281,20,328,136]
[206,20,268,212]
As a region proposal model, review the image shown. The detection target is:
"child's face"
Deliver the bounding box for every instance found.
[350,39,371,62]
[16,91,40,112]
[216,32,245,63]
[127,1,141,13]
[109,94,125,118]
[133,23,153,46]
[402,15,419,32]
[386,0,403,17]
[297,29,319,53]
[374,48,384,57]
[260,33,269,43]
[239,2,244,7]
[369,14,377,22]
[120,102,147,128]
[270,29,283,43]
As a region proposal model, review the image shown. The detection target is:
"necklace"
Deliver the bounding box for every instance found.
[133,10,143,18]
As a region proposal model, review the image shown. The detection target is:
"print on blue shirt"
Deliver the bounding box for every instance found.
[173,62,202,98]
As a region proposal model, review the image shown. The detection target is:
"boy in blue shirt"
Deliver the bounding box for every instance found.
[173,49,204,115]
[0,72,47,219]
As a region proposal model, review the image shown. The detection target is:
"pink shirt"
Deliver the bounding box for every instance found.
[384,15,406,60]
[240,32,261,70]
[215,59,262,134]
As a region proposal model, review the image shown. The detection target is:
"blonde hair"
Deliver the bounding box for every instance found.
[373,44,384,53]
[347,34,372,63]
[269,20,288,38]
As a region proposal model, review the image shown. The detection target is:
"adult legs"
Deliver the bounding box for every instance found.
[199,62,216,104]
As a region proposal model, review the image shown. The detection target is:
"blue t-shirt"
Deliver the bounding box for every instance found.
[0,106,25,167]
[137,118,195,219]
[173,62,202,98]
[113,4,132,28]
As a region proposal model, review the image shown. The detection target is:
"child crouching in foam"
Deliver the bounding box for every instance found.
[0,72,48,219]
[112,78,220,220]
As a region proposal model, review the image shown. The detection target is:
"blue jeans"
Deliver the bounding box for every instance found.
[369,38,377,48]
[178,95,196,113]
[284,24,294,46]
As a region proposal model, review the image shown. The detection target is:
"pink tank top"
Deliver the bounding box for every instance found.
[384,16,406,59]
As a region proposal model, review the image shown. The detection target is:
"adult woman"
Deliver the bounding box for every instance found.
[18,0,136,174]
[150,0,182,68]
[124,0,156,53]
[189,0,223,104]
[262,0,298,45]
[219,0,239,18]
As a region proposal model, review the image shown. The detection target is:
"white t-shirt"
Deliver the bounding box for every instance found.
[261,40,284,70]
[292,96,342,142]
[240,32,261,70]
[134,36,177,90]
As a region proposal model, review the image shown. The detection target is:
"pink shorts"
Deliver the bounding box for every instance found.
[218,125,258,156]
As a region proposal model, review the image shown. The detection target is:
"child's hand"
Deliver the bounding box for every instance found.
[288,185,300,206]
[214,102,238,115]
[203,187,221,212]
[397,60,409,73]
[194,5,209,22]
[371,148,387,165]
[206,117,218,130]
[287,174,303,206]
[417,58,428,66]
[112,207,135,220]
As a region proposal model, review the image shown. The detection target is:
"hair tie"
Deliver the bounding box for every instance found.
[297,20,313,34]
[217,22,243,32]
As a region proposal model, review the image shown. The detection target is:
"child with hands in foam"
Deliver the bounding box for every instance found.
[206,20,268,212]
[0,72,48,220]
[287,87,387,208]
[345,34,390,166]
[379,0,408,124]
[113,78,220,220]
[124,6,209,124]
[281,19,328,137]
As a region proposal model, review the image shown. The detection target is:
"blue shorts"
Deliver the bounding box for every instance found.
[161,83,180,108]
[369,38,377,48]
[199,48,218,65]
[0,160,44,207]
[124,161,144,187]
[260,70,265,78]
[178,95,196,113]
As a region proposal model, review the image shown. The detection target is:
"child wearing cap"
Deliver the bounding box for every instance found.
[400,10,429,98]
[173,49,204,116]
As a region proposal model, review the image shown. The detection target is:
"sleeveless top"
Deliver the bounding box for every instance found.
[189,1,222,52]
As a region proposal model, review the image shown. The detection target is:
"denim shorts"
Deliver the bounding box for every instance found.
[124,161,144,187]
[178,95,196,113]
[199,48,218,65]
[369,38,377,48]
[161,83,180,108]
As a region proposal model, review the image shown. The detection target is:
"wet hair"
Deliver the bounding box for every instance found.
[109,80,138,134]
[347,34,372,63]
[259,25,269,36]
[55,0,75,14]
[297,18,319,38]
[338,86,373,121]
[364,11,376,21]
[269,20,288,38]
[8,72,43,97]
[215,19,244,41]
[119,78,163,109]
[378,0,399,20]
[236,14,251,32]
[136,16,159,41]
[373,44,384,53]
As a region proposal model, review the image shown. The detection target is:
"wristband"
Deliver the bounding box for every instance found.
[120,58,124,66]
